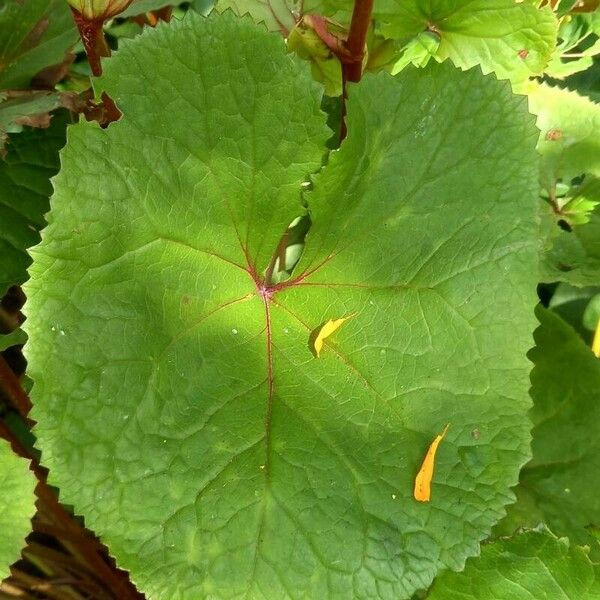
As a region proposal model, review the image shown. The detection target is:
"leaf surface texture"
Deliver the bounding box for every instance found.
[25,13,540,599]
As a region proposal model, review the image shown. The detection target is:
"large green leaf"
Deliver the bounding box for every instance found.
[0,113,68,300]
[495,307,600,551]
[427,529,600,599]
[0,438,36,581]
[25,13,540,599]
[0,0,78,90]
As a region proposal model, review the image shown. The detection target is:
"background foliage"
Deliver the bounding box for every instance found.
[0,0,600,599]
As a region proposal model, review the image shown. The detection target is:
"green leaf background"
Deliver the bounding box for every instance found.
[0,438,36,582]
[496,307,600,553]
[0,113,68,300]
[528,82,600,192]
[540,203,600,287]
[373,0,558,83]
[427,528,600,600]
[216,0,297,33]
[0,0,78,90]
[216,0,558,83]
[119,0,185,18]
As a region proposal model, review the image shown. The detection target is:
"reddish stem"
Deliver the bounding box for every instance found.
[69,10,122,126]
[343,0,375,82]
[308,0,374,139]
[0,354,32,420]
[340,72,348,141]
[71,11,110,77]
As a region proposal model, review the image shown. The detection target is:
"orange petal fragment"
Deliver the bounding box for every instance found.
[413,423,450,502]
[313,314,355,358]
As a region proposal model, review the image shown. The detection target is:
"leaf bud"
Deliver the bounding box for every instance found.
[67,0,133,20]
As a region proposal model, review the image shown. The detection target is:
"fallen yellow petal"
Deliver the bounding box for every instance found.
[592,318,600,359]
[313,314,355,358]
[413,424,450,502]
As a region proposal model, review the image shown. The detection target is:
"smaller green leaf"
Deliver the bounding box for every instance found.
[540,203,600,286]
[549,282,600,339]
[495,307,600,551]
[373,0,558,83]
[545,54,594,79]
[216,0,297,34]
[0,0,78,90]
[559,176,600,225]
[365,29,440,75]
[119,0,179,18]
[563,55,600,102]
[0,438,36,582]
[427,529,600,600]
[105,20,144,40]
[554,9,600,54]
[0,91,70,147]
[389,32,440,75]
[542,175,600,233]
[0,328,27,351]
[190,0,216,16]
[0,112,68,299]
[288,16,342,96]
[544,9,591,80]
[527,82,600,191]
[554,0,584,18]
[583,294,600,331]
[364,34,397,73]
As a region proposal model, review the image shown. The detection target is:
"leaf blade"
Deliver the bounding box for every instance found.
[0,439,36,581]
[496,306,600,552]
[428,529,600,600]
[25,14,541,599]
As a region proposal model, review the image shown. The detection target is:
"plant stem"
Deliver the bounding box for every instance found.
[344,0,375,82]
[0,354,32,419]
[340,73,348,140]
[548,183,561,214]
[70,12,110,77]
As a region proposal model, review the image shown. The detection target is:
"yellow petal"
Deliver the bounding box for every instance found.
[313,314,355,358]
[413,424,450,502]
